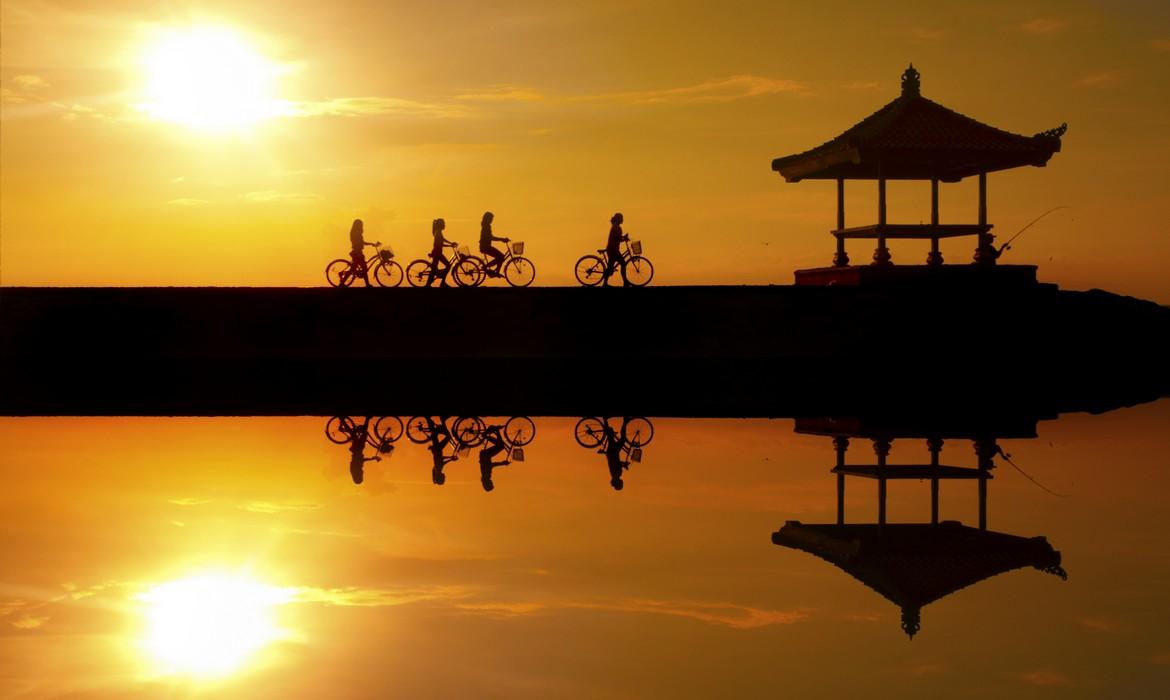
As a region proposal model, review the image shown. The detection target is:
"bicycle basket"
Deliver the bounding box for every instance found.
[510,447,525,462]
[378,248,394,262]
[631,448,643,463]
[631,240,643,256]
[458,244,470,257]
[510,241,525,256]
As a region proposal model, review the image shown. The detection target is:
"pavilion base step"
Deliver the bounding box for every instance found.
[795,264,1040,287]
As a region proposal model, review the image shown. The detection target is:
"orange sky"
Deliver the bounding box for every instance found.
[1,409,1169,697]
[1,1,1168,300]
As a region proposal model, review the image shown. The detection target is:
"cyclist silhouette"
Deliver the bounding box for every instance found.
[478,211,510,278]
[603,212,630,287]
[427,416,458,485]
[429,218,454,287]
[348,417,381,484]
[600,419,629,490]
[478,425,511,492]
[348,219,373,286]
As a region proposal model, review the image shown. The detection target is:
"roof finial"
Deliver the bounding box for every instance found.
[901,63,921,97]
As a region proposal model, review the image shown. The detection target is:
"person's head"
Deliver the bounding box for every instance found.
[482,211,494,225]
[610,476,624,490]
[351,467,364,485]
[432,218,445,234]
[432,468,446,485]
[351,219,364,236]
[611,212,623,225]
[481,477,495,492]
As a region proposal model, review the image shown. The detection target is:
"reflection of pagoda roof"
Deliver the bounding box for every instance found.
[773,520,1065,637]
[772,67,1064,182]
[794,415,1039,440]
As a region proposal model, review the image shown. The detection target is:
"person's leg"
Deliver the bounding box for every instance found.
[619,256,630,286]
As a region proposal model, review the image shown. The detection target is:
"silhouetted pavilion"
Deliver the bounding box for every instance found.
[772,65,1066,285]
[773,416,1066,637]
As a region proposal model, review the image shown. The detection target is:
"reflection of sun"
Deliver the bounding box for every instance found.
[138,573,292,677]
[139,27,285,129]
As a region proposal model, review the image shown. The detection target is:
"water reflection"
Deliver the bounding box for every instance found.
[773,415,1068,638]
[573,416,656,490]
[324,416,403,484]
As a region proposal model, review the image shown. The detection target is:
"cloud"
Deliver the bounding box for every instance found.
[11,615,49,630]
[456,85,544,102]
[1075,70,1120,88]
[569,598,811,629]
[1152,651,1170,666]
[1014,669,1073,687]
[582,75,807,105]
[1017,18,1070,34]
[1151,38,1170,52]
[454,601,547,618]
[292,585,472,607]
[166,198,210,207]
[12,74,50,89]
[239,499,323,512]
[168,496,211,504]
[1075,616,1119,633]
[909,27,947,42]
[287,96,468,119]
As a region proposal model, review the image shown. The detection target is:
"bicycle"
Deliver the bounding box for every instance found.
[469,240,537,287]
[326,242,403,287]
[325,415,405,447]
[405,242,483,287]
[574,416,654,449]
[453,415,537,447]
[574,239,654,287]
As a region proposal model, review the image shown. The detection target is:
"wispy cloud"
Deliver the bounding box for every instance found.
[1014,669,1073,687]
[239,500,323,512]
[287,96,468,119]
[166,198,209,207]
[456,85,544,102]
[12,74,50,89]
[454,601,547,618]
[1151,38,1170,52]
[1075,615,1119,633]
[569,598,811,629]
[1151,651,1170,666]
[909,27,947,42]
[11,615,49,629]
[1016,18,1070,35]
[292,585,472,607]
[1075,70,1120,88]
[581,75,806,105]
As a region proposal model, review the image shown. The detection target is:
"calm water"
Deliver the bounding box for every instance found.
[1,404,1169,698]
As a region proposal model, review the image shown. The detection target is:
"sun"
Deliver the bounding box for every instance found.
[139,27,285,129]
[137,573,293,677]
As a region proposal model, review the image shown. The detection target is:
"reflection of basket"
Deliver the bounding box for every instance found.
[511,241,525,255]
[511,447,525,462]
[630,448,643,463]
[631,240,643,255]
[378,248,394,262]
[458,245,470,257]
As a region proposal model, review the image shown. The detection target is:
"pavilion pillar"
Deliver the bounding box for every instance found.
[973,172,995,265]
[834,436,849,524]
[927,179,943,266]
[833,178,849,267]
[874,438,891,524]
[873,178,892,265]
[928,437,943,524]
[974,437,997,530]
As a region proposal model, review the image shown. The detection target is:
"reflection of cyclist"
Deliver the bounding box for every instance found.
[602,212,629,287]
[600,420,628,490]
[427,416,457,485]
[478,425,510,492]
[428,218,454,287]
[348,219,373,286]
[478,211,510,278]
[348,417,381,484]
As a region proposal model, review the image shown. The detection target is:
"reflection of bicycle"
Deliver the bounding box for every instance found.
[326,242,403,287]
[574,240,654,287]
[469,241,536,287]
[325,415,405,446]
[405,243,483,287]
[455,416,537,447]
[574,416,654,448]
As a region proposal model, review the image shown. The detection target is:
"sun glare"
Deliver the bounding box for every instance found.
[139,27,285,129]
[138,573,293,677]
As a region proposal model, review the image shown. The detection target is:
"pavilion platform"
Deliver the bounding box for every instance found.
[795,263,1040,287]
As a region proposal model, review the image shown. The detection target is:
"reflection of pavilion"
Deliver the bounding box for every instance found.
[773,416,1066,638]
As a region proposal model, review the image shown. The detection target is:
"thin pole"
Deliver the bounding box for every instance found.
[928,179,942,266]
[874,178,891,265]
[834,178,849,266]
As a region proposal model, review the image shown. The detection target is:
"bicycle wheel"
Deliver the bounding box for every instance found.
[622,417,654,447]
[406,416,433,443]
[452,258,484,287]
[574,255,605,287]
[504,416,536,446]
[373,415,404,443]
[504,257,536,287]
[373,260,404,287]
[453,416,485,446]
[574,417,606,448]
[406,259,434,287]
[326,259,354,288]
[625,256,654,287]
[325,415,356,444]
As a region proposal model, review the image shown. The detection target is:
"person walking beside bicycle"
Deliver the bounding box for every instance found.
[348,218,374,286]
[478,211,510,278]
[428,218,455,287]
[603,212,630,287]
[478,425,511,492]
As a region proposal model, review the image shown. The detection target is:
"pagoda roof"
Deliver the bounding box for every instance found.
[773,520,1065,637]
[771,65,1066,182]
